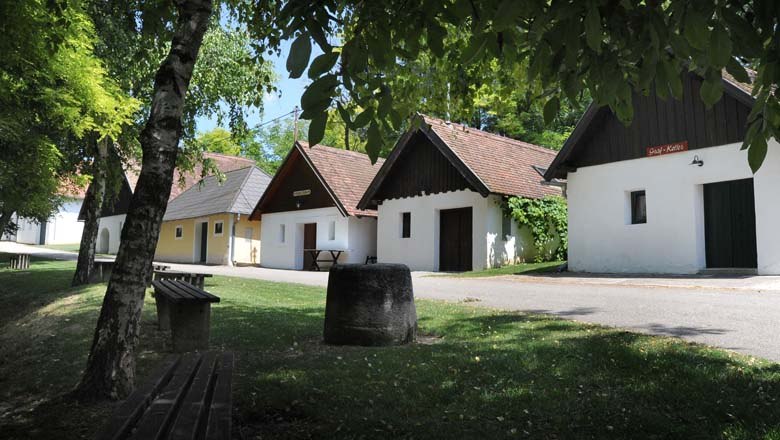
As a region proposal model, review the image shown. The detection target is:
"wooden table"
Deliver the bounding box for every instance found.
[304,249,345,271]
[153,270,213,289]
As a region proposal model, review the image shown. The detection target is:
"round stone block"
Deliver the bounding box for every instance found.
[324,264,417,346]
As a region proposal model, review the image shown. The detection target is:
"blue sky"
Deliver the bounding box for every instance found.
[195,39,322,132]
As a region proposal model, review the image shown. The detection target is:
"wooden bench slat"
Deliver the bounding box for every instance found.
[175,281,220,303]
[168,352,219,440]
[155,279,219,303]
[205,353,233,440]
[152,280,190,302]
[129,353,202,440]
[95,356,182,440]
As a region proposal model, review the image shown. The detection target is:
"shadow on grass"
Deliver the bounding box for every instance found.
[210,304,780,440]
[4,271,780,439]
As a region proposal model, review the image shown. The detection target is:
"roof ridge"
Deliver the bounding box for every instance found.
[421,114,558,156]
[204,151,255,161]
[297,140,384,161]
[225,166,258,213]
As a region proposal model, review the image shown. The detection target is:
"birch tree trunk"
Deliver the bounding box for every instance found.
[72,137,108,286]
[74,0,213,400]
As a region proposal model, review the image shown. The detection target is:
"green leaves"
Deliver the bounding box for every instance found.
[747,134,768,174]
[308,52,339,79]
[287,33,312,79]
[300,74,338,116]
[708,26,732,68]
[366,122,383,163]
[683,9,710,50]
[543,97,560,125]
[699,73,723,108]
[584,7,602,52]
[461,34,488,64]
[726,57,751,84]
[308,111,328,146]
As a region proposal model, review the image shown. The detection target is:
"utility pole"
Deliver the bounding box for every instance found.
[293,105,299,142]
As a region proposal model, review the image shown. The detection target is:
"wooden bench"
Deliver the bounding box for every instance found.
[153,270,213,289]
[304,249,345,271]
[8,254,30,270]
[93,259,115,282]
[96,351,233,440]
[152,279,220,352]
[365,255,377,264]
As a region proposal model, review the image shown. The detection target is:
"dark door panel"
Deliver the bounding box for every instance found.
[303,223,317,270]
[439,207,473,272]
[704,178,757,268]
[200,222,208,263]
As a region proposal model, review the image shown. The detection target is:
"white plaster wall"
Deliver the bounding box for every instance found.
[97,214,126,254]
[261,207,375,270]
[13,217,42,244]
[46,199,84,244]
[347,216,378,264]
[377,190,492,271]
[567,140,780,274]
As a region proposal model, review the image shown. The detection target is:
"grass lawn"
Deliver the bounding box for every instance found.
[441,260,565,278]
[2,255,780,439]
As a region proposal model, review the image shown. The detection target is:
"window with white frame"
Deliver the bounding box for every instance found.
[175,225,183,239]
[214,221,224,236]
[280,224,286,243]
[328,221,336,240]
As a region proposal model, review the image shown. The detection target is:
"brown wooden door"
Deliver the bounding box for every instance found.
[303,223,317,270]
[439,207,472,272]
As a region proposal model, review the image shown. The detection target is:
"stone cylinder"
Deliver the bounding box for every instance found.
[324,264,417,346]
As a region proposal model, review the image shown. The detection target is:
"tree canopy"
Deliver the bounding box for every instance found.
[271,1,778,169]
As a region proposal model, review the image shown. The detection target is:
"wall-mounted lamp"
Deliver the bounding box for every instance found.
[295,200,303,209]
[690,155,704,167]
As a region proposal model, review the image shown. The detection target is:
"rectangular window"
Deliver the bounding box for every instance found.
[631,190,647,224]
[214,221,224,236]
[279,224,286,243]
[401,212,411,238]
[502,214,512,239]
[328,221,336,241]
[175,225,183,239]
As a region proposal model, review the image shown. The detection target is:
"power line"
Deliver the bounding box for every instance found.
[254,109,297,128]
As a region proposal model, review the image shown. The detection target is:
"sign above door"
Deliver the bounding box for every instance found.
[646,141,689,157]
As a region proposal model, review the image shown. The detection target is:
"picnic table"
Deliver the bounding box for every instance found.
[95,351,233,440]
[153,270,213,289]
[152,279,220,352]
[304,249,345,271]
[8,253,30,270]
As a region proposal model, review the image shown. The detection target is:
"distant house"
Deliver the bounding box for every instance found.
[154,166,271,265]
[544,71,780,275]
[250,141,384,270]
[2,181,86,246]
[88,152,256,254]
[358,115,561,272]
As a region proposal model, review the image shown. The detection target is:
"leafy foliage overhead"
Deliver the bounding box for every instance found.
[265,0,779,170]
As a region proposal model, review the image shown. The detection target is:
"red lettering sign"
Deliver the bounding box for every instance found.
[646,141,689,157]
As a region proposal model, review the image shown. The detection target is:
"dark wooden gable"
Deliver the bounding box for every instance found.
[250,148,337,217]
[565,73,751,170]
[372,132,476,203]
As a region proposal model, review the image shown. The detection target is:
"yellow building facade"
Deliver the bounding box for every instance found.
[153,166,271,266]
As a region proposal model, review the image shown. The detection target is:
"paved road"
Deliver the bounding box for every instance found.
[5,241,780,362]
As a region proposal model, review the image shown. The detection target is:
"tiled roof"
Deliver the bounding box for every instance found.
[163,166,272,221]
[297,141,385,217]
[123,152,256,201]
[422,115,562,198]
